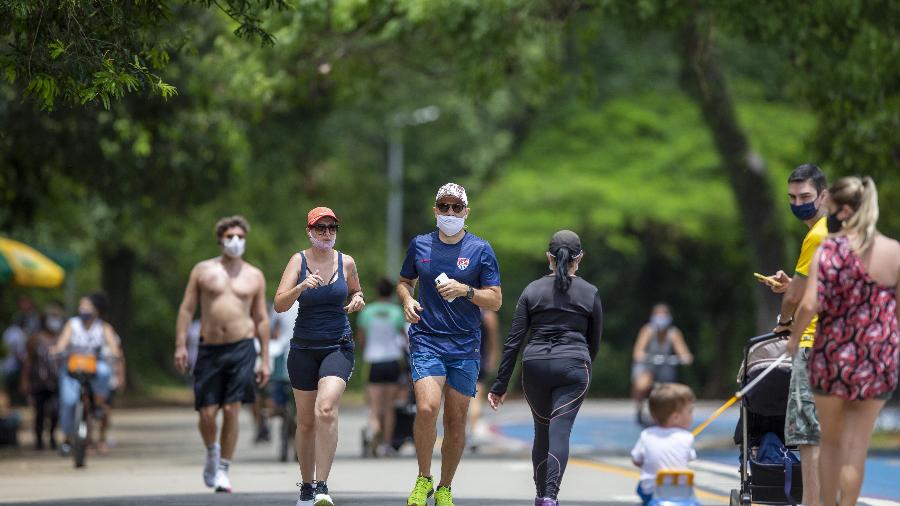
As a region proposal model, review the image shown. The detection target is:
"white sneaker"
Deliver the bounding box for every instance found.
[203,444,220,487]
[213,468,232,493]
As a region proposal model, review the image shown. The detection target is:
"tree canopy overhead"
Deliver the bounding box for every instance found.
[2,1,898,396]
[0,0,287,109]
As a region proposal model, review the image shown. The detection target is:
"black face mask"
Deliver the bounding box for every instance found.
[826,212,843,233]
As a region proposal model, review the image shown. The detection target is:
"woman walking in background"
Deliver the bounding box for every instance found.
[274,207,365,506]
[488,230,603,506]
[20,302,64,450]
[789,176,899,506]
[355,278,407,457]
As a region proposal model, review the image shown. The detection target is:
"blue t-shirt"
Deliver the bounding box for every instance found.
[400,231,501,359]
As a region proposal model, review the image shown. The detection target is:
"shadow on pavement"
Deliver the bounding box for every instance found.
[12,492,633,505]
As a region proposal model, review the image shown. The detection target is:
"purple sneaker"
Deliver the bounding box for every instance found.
[538,499,558,506]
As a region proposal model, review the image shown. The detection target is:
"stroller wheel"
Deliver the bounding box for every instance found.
[740,492,751,506]
[729,490,739,506]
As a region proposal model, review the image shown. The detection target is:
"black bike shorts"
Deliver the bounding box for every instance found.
[193,338,257,410]
[368,360,402,384]
[288,343,355,391]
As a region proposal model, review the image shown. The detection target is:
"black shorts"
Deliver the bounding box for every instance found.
[193,338,257,410]
[368,360,402,384]
[288,343,355,391]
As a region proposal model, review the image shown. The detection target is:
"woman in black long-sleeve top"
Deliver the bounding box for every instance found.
[488,230,602,506]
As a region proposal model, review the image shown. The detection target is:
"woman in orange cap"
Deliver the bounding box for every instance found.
[274,206,365,506]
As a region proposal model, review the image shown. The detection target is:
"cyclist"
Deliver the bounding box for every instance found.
[630,303,693,425]
[51,294,122,456]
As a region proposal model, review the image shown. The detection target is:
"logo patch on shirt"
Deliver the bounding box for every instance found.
[457,257,470,270]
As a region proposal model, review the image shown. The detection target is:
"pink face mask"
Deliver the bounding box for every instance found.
[308,231,336,250]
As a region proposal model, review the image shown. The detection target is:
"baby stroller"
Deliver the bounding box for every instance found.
[730,331,802,506]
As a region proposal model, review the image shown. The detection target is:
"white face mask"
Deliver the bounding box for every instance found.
[437,215,465,236]
[46,316,63,333]
[223,236,246,258]
[651,314,672,329]
[308,231,336,251]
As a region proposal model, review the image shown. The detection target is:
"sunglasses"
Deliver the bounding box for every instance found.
[310,223,340,233]
[436,202,466,213]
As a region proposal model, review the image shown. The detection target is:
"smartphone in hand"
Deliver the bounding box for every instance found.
[435,272,457,302]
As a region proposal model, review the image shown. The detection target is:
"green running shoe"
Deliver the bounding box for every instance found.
[434,485,454,506]
[406,475,434,506]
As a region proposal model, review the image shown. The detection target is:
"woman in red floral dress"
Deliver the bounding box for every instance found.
[789,176,900,506]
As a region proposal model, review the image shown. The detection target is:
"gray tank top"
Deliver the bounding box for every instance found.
[644,327,675,356]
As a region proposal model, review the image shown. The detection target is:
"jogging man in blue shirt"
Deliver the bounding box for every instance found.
[398,183,502,506]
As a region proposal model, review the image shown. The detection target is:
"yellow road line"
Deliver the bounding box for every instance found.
[569,457,730,503]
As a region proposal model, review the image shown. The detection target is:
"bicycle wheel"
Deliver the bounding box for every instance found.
[72,398,88,468]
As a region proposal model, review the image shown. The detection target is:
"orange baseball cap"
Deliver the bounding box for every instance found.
[307,207,339,226]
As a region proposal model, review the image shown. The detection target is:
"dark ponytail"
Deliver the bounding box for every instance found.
[554,247,572,293]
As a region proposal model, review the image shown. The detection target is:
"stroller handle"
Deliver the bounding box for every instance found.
[747,330,790,345]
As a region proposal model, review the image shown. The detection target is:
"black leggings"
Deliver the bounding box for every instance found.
[31,390,58,447]
[522,358,591,500]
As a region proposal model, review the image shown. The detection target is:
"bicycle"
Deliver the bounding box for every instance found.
[635,353,689,427]
[66,353,100,468]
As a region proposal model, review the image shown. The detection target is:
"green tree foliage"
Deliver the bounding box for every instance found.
[0,0,287,110]
[471,92,814,394]
[2,2,897,397]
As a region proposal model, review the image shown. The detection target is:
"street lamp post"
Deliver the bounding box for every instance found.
[385,106,440,279]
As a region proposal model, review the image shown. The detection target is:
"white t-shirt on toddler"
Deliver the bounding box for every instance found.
[631,426,696,494]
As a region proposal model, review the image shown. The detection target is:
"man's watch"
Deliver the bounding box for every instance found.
[465,286,475,301]
[776,314,794,327]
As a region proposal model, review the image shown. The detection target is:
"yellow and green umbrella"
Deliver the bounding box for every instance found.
[0,237,66,288]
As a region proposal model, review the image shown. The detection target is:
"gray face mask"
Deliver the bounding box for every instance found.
[651,314,672,329]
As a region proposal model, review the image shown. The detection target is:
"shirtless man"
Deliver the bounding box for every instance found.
[174,215,270,493]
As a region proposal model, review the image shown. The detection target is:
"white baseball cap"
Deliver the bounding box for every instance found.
[435,182,468,206]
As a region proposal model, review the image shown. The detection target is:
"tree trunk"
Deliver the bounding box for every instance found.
[677,12,785,335]
[100,245,137,389]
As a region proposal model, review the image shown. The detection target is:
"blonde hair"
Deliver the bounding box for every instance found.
[648,383,695,425]
[828,176,879,252]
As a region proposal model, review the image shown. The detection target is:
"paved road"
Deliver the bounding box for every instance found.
[1,400,897,505]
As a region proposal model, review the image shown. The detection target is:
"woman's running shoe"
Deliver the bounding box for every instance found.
[537,498,558,506]
[406,475,434,506]
[314,481,334,506]
[434,485,455,506]
[295,482,315,506]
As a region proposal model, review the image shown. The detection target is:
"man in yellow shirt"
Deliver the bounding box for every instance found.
[760,163,827,506]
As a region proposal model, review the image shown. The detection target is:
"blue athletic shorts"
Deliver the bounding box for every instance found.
[410,350,479,397]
